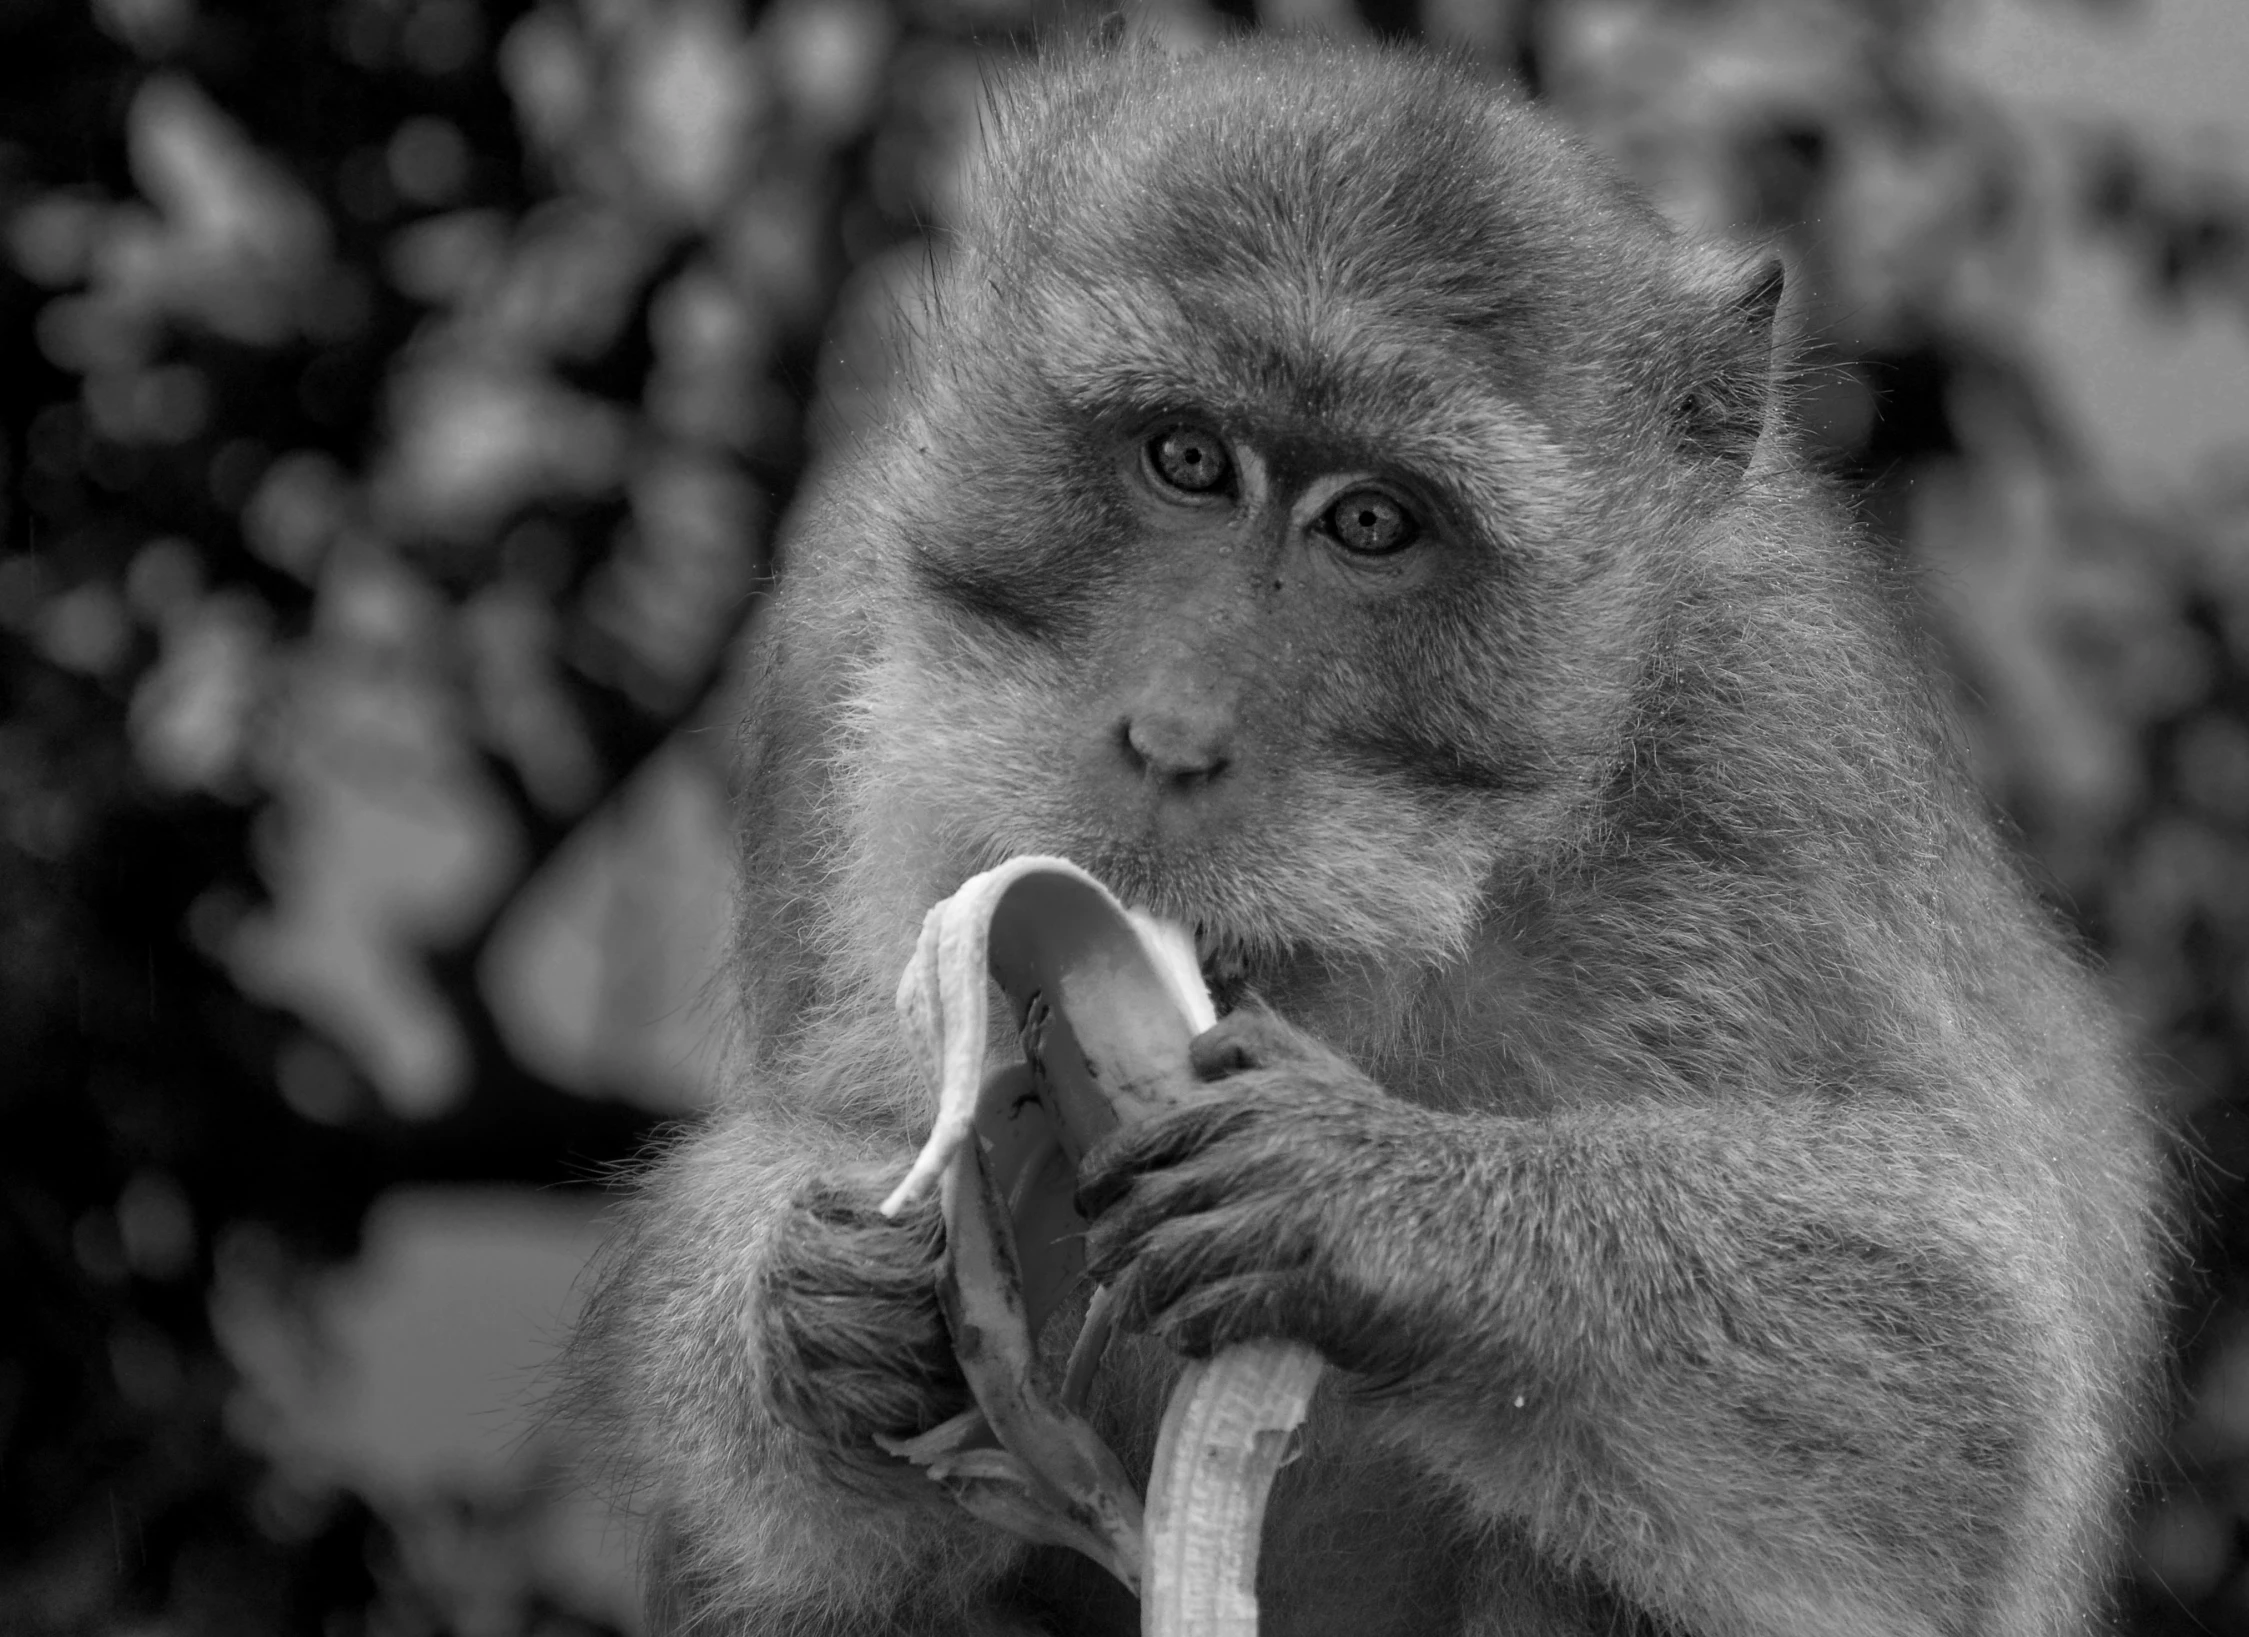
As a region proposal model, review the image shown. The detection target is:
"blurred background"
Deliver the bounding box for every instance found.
[2,0,2245,1631]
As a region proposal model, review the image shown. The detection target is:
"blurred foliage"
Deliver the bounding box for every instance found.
[1,0,2245,1633]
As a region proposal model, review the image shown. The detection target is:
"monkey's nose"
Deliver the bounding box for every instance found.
[1121,710,1233,787]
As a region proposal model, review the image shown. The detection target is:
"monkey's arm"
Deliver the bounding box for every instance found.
[569,1101,1026,1632]
[1079,1008,2132,1637]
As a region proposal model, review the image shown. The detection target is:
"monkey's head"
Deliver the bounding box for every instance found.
[824,41,1789,997]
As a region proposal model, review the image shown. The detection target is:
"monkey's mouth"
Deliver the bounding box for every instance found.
[1193,923,1252,1017]
[1058,843,1257,1014]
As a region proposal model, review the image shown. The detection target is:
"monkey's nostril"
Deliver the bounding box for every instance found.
[1122,713,1233,787]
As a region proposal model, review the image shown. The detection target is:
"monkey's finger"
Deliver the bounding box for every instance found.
[762,1291,969,1451]
[777,1289,955,1373]
[1074,1098,1253,1218]
[1188,1005,1325,1080]
[1080,1162,1271,1280]
[1091,1203,1310,1320]
[798,1176,934,1228]
[1148,1274,1304,1360]
[773,1205,943,1301]
[769,1351,968,1444]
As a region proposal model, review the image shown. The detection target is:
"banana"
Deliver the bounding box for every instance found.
[879,856,1324,1636]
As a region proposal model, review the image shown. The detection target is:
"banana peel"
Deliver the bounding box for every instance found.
[879,856,1324,1635]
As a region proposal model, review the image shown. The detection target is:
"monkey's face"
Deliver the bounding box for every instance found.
[836,49,1773,990]
[849,327,1654,988]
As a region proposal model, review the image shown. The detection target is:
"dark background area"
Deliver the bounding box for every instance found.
[4,0,2247,1632]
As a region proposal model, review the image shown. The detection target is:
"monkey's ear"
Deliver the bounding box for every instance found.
[1673,257,1785,471]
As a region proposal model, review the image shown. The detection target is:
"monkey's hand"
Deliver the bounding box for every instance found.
[1077,1007,1449,1384]
[759,1178,973,1476]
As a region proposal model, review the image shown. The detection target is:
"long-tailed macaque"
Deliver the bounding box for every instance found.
[569,37,2170,1637]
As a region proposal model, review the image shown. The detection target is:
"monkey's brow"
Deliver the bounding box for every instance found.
[1029,280,1570,507]
[1075,354,1573,526]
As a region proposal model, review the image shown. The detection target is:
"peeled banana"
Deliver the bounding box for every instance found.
[880,856,1324,1636]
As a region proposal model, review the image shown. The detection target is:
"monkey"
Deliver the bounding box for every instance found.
[565,35,2171,1637]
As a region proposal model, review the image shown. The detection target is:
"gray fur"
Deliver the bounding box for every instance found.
[567,38,2170,1637]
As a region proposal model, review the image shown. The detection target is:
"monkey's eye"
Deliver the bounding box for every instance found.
[1322,488,1419,556]
[1145,425,1232,496]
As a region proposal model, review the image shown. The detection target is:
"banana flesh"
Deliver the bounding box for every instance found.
[880,856,1325,1635]
[1147,1343,1325,1637]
